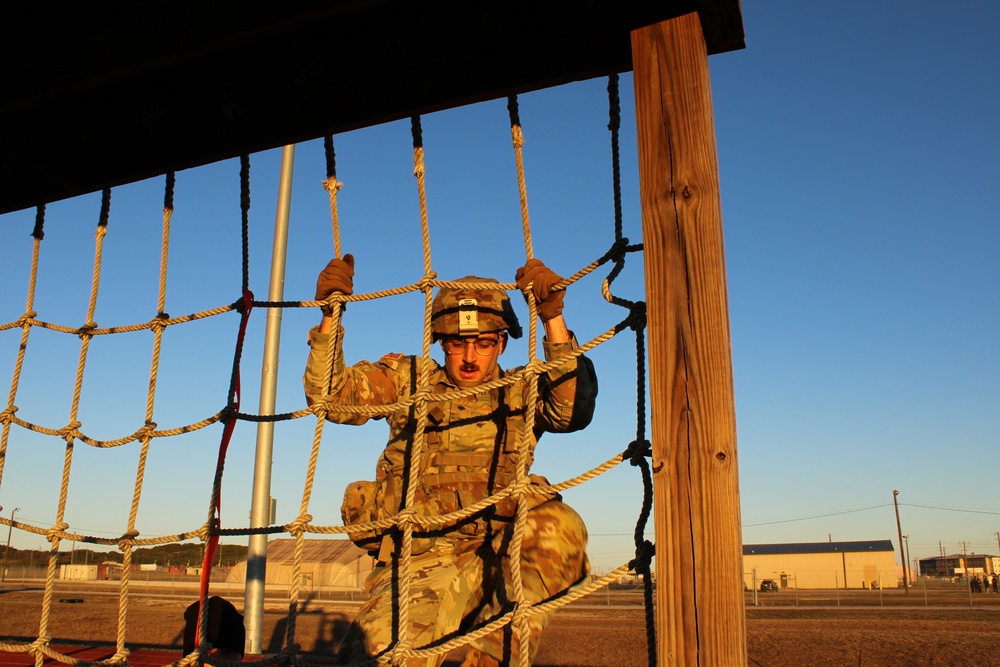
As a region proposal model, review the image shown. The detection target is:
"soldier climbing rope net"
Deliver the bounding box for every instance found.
[0,76,654,667]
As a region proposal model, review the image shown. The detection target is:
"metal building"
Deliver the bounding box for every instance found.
[744,540,898,590]
[227,539,373,591]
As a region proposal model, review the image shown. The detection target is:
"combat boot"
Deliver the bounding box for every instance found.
[459,648,500,667]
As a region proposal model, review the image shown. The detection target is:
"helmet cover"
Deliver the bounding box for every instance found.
[431,276,522,340]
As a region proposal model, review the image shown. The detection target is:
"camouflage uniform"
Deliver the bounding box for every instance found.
[303,323,597,666]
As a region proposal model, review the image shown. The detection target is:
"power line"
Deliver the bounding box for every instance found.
[901,503,1000,517]
[742,503,891,527]
[741,501,1000,529]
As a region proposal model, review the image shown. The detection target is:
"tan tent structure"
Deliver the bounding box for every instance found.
[227,539,373,591]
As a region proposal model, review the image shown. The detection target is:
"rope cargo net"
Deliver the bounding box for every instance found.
[0,76,654,667]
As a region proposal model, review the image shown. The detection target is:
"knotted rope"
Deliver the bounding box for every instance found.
[0,77,653,667]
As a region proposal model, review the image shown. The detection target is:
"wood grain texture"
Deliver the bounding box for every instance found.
[631,12,746,665]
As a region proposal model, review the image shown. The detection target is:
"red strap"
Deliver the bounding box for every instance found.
[194,289,253,647]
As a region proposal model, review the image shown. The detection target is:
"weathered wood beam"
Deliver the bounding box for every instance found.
[632,12,746,665]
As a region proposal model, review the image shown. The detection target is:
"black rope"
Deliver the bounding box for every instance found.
[608,74,623,243]
[31,204,45,240]
[164,172,175,211]
[631,317,656,666]
[323,135,337,180]
[507,94,520,128]
[240,155,251,295]
[609,68,657,663]
[411,115,423,149]
[225,156,253,410]
[98,188,111,228]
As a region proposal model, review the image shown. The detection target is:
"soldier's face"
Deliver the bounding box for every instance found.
[441,333,506,387]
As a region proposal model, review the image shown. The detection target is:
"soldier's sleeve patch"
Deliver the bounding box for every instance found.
[379,352,405,366]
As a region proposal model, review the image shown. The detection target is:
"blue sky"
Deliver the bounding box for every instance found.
[0,1,997,574]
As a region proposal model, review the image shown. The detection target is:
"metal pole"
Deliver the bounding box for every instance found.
[893,490,908,594]
[244,144,295,655]
[2,507,19,588]
[903,534,911,589]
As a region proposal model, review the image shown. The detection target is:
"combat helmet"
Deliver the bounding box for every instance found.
[431,276,522,341]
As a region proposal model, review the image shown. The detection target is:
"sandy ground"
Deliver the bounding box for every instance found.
[1,591,1000,666]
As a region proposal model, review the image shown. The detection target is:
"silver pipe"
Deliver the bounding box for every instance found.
[244,144,295,654]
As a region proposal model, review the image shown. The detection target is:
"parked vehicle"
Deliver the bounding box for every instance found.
[759,579,779,592]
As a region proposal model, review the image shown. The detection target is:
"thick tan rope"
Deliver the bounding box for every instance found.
[0,243,642,667]
[0,206,44,486]
[117,173,178,656]
[387,115,437,666]
[0,96,649,667]
[35,190,111,667]
[507,96,533,261]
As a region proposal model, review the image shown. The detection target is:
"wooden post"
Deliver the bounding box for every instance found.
[631,13,746,665]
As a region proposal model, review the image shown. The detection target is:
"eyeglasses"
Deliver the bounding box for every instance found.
[441,336,501,356]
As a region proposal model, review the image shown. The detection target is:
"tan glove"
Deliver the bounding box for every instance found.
[515,258,564,321]
[315,254,354,315]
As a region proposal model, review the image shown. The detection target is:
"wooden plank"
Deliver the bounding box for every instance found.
[631,12,746,665]
[0,1,743,214]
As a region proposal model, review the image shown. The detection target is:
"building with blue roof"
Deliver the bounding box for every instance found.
[743,540,898,590]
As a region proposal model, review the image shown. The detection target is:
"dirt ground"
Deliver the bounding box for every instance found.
[1,592,1000,666]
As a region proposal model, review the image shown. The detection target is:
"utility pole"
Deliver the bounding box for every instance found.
[2,507,19,589]
[903,534,911,582]
[893,490,908,594]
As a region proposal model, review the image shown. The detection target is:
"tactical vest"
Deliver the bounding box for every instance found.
[341,357,549,556]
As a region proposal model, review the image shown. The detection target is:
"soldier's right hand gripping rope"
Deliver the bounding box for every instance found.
[315,254,355,315]
[515,258,564,321]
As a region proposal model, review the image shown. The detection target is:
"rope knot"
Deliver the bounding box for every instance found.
[416,272,438,292]
[137,422,157,438]
[629,301,647,332]
[46,523,69,542]
[322,177,343,193]
[118,530,140,551]
[629,539,655,575]
[77,321,98,338]
[608,237,630,264]
[624,439,652,467]
[59,421,82,442]
[395,507,418,526]
[30,635,52,650]
[288,514,313,536]
[410,388,433,404]
[17,310,37,326]
[219,403,237,423]
[323,294,345,315]
[150,313,170,332]
[195,524,213,542]
[523,359,545,375]
[0,405,17,424]
[109,648,131,664]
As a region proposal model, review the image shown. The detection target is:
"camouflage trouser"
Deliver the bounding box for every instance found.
[335,499,589,666]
